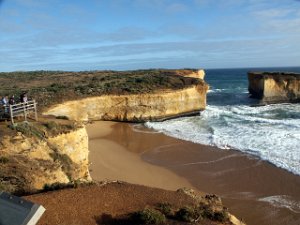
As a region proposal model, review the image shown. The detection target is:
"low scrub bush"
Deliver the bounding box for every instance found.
[156,203,173,217]
[131,208,166,224]
[175,206,198,222]
[13,122,45,139]
[0,157,9,164]
[55,115,69,120]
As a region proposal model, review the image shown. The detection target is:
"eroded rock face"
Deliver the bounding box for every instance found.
[0,127,91,193]
[43,85,208,122]
[43,69,208,122]
[248,72,300,103]
[184,69,205,80]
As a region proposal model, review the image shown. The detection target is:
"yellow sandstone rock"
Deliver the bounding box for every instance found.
[0,127,91,192]
[248,72,300,103]
[43,69,208,122]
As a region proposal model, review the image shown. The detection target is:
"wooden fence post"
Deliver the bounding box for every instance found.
[9,105,14,125]
[34,101,38,121]
[8,100,37,124]
[23,103,27,121]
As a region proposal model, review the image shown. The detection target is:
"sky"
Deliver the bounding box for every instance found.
[0,0,300,72]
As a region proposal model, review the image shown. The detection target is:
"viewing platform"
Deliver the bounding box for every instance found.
[0,100,38,124]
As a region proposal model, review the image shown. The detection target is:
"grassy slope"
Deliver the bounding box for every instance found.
[0,69,204,110]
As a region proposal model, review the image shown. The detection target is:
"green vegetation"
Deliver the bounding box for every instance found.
[10,121,79,139]
[131,208,166,224]
[251,71,300,80]
[0,156,9,164]
[12,122,45,139]
[175,206,197,222]
[0,69,203,110]
[49,152,74,180]
[156,203,173,217]
[97,201,230,224]
[42,180,90,192]
[56,115,69,120]
[43,182,75,192]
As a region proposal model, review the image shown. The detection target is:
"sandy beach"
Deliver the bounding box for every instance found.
[87,121,194,191]
[87,121,300,225]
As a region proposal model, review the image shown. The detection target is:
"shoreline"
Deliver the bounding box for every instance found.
[87,121,195,191]
[87,121,300,225]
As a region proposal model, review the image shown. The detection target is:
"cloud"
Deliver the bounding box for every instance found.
[1,0,300,71]
[254,8,293,19]
[13,0,53,8]
[2,33,299,71]
[133,0,189,14]
[166,3,188,13]
[194,0,244,8]
[251,6,300,36]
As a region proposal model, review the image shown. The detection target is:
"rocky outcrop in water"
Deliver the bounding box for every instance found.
[43,70,209,122]
[248,72,300,103]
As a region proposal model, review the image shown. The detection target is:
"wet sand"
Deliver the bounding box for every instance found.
[87,121,300,225]
[87,121,194,191]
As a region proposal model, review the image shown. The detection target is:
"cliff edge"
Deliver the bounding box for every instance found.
[43,69,208,122]
[248,72,300,103]
[0,121,91,194]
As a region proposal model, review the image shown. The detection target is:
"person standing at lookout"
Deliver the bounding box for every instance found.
[2,95,8,105]
[1,95,9,113]
[20,92,28,103]
[9,95,15,105]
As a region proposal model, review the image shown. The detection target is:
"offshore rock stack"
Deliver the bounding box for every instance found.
[248,72,300,104]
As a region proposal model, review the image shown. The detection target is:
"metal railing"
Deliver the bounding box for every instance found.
[0,100,38,124]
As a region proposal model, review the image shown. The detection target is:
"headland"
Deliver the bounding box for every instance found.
[1,68,300,224]
[1,69,243,225]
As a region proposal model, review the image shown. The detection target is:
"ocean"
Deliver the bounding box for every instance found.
[146,67,300,176]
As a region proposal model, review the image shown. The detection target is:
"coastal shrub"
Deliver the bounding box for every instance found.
[0,183,4,191]
[0,157,9,164]
[156,203,173,217]
[175,206,198,222]
[49,152,73,179]
[212,209,229,222]
[43,182,74,192]
[44,121,58,130]
[135,77,144,83]
[131,208,166,224]
[95,203,230,225]
[43,121,77,135]
[198,205,213,220]
[197,203,229,222]
[55,115,69,120]
[46,83,66,93]
[13,122,45,139]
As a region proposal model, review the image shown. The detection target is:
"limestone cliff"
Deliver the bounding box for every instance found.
[43,84,208,122]
[248,72,300,103]
[175,69,206,80]
[0,126,91,193]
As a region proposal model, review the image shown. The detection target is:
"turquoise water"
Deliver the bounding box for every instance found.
[146,67,300,175]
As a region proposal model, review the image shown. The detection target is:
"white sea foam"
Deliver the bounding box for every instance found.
[131,124,161,134]
[259,195,300,213]
[208,88,227,93]
[146,104,300,175]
